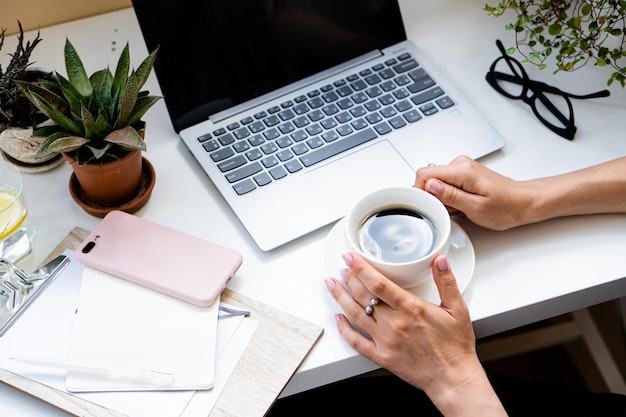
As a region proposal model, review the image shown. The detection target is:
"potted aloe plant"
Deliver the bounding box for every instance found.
[0,22,58,171]
[17,38,161,215]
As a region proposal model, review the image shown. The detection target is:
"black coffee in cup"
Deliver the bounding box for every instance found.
[357,207,437,263]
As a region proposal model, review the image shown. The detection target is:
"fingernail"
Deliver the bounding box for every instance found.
[339,268,348,279]
[426,178,443,195]
[437,255,449,272]
[325,278,336,291]
[334,314,343,324]
[341,253,353,266]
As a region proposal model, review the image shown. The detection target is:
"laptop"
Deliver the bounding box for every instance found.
[131,0,506,251]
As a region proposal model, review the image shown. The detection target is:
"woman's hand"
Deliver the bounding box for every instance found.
[325,253,507,416]
[414,155,535,230]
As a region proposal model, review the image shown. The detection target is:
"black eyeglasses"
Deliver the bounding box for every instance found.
[486,40,610,140]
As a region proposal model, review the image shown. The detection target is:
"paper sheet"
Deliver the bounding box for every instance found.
[67,266,219,392]
[0,251,258,417]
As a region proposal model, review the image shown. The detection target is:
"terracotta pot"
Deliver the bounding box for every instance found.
[64,149,143,205]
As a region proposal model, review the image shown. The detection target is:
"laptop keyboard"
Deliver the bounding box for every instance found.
[195,52,455,195]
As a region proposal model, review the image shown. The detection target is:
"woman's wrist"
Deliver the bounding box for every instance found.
[424,360,508,417]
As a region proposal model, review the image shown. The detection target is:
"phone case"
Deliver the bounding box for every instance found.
[75,210,243,307]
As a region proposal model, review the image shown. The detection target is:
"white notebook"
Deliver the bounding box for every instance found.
[66,266,219,392]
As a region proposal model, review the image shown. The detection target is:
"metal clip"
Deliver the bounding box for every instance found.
[0,255,70,337]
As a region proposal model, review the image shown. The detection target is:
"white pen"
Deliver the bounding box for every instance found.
[10,356,175,387]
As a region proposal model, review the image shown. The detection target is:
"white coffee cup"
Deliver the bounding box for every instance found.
[344,186,451,288]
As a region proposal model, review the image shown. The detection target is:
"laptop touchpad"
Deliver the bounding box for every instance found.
[305,140,416,216]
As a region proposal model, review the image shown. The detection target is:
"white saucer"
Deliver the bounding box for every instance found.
[322,219,475,304]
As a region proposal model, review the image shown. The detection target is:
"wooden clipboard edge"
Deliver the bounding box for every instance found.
[1,226,324,417]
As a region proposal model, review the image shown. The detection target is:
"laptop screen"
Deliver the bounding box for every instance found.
[131,0,406,132]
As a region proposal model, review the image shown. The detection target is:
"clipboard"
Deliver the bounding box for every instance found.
[0,227,323,417]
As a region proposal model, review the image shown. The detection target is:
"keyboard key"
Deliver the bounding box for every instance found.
[293,103,309,115]
[210,147,234,162]
[351,118,369,130]
[197,133,212,142]
[263,128,280,140]
[218,133,236,146]
[278,109,295,120]
[233,141,250,153]
[299,128,378,167]
[291,143,309,155]
[350,106,367,117]
[411,87,445,105]
[366,112,383,124]
[403,109,422,123]
[277,149,294,161]
[249,121,265,133]
[394,100,412,112]
[393,59,419,73]
[291,130,308,142]
[306,123,323,135]
[308,97,324,108]
[374,122,392,135]
[262,143,278,154]
[337,98,354,109]
[380,107,397,118]
[233,179,256,195]
[322,104,339,115]
[307,137,325,149]
[264,115,280,127]
[233,127,250,139]
[261,155,279,168]
[246,149,263,160]
[254,172,272,186]
[336,125,354,136]
[293,116,310,128]
[202,139,219,152]
[269,166,288,180]
[218,154,248,172]
[268,106,281,113]
[276,137,293,148]
[278,122,295,134]
[436,96,455,109]
[308,110,325,121]
[420,103,439,116]
[321,130,339,142]
[225,161,262,182]
[248,134,265,146]
[351,79,367,91]
[408,77,436,93]
[321,118,338,130]
[389,116,407,129]
[336,85,353,97]
[285,160,303,173]
[322,91,339,102]
[379,68,395,79]
[335,111,352,124]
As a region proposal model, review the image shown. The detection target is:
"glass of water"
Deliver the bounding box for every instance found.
[0,160,33,263]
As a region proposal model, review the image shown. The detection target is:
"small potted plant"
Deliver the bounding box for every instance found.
[485,0,626,87]
[17,38,161,216]
[0,22,59,171]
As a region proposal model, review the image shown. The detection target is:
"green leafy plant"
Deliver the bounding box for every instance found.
[485,0,626,87]
[16,39,161,164]
[0,21,52,130]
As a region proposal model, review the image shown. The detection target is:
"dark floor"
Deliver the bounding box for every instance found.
[479,299,626,393]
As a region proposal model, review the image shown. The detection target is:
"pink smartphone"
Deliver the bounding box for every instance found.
[75,210,243,307]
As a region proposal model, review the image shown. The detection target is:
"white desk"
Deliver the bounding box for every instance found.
[2,0,626,415]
